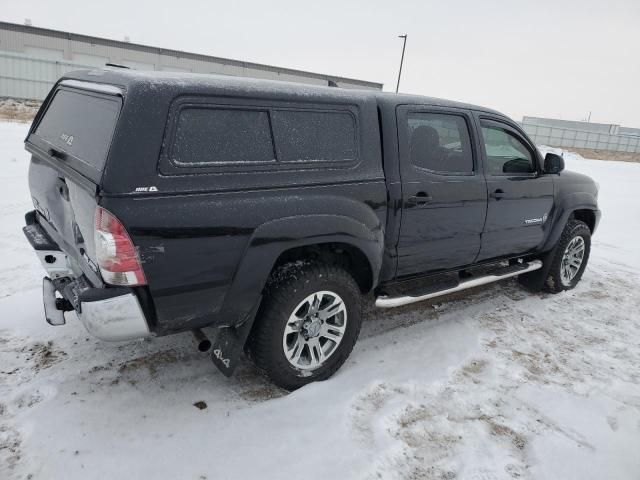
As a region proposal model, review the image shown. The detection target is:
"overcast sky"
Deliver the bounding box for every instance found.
[3,0,639,126]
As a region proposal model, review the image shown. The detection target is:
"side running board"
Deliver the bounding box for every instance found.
[375,260,543,309]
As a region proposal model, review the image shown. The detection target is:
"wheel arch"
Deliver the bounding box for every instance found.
[218,213,384,330]
[572,208,597,233]
[522,205,596,292]
[543,191,599,252]
[271,241,375,293]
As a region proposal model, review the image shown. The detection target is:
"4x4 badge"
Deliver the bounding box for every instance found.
[213,349,231,368]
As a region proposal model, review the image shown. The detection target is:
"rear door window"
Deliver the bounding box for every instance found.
[407,112,473,173]
[31,88,121,181]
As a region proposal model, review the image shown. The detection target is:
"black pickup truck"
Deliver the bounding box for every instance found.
[23,69,600,389]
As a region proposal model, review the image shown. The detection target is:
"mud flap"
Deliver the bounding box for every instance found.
[518,246,557,292]
[210,297,261,377]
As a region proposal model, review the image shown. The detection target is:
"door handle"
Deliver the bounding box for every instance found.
[48,147,67,161]
[490,189,505,200]
[407,191,433,206]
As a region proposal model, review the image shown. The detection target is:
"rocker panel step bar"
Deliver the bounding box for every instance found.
[375,260,543,308]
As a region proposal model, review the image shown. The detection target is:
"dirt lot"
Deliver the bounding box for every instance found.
[0,99,40,123]
[556,146,640,163]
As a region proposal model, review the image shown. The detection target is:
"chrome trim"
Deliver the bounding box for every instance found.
[36,250,74,279]
[375,260,543,308]
[79,292,150,341]
[42,277,65,326]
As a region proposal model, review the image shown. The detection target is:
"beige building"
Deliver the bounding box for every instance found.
[0,21,383,101]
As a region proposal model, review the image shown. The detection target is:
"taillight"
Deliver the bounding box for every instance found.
[94,207,146,286]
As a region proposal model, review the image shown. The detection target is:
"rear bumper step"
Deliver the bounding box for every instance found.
[23,216,74,279]
[43,278,66,326]
[375,260,543,308]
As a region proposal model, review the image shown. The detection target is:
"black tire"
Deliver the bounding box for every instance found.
[545,219,591,293]
[247,262,362,390]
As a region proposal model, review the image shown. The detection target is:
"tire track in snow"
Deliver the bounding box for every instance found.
[348,258,640,480]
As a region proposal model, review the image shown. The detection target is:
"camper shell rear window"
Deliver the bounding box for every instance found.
[28,87,122,182]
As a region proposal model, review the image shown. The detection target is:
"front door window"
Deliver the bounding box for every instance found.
[481,124,535,175]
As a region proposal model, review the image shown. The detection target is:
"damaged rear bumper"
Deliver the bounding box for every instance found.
[25,212,151,341]
[76,284,150,341]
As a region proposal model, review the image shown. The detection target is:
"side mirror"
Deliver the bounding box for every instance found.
[503,158,534,174]
[544,152,565,174]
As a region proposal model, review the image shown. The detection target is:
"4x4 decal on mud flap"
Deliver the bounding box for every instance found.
[212,349,231,368]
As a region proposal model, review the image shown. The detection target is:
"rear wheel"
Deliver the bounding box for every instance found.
[545,219,591,293]
[248,263,362,390]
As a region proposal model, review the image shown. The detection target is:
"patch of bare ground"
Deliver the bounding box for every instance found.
[238,386,286,402]
[232,361,287,402]
[478,414,527,450]
[22,341,67,371]
[0,99,39,122]
[117,349,180,378]
[564,146,640,163]
[0,422,22,472]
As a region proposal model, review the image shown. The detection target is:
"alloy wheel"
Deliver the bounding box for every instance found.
[560,236,586,286]
[282,290,347,370]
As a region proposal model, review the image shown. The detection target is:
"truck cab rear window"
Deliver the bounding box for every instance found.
[171,108,275,165]
[33,89,121,177]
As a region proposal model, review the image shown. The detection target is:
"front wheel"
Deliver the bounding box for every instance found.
[248,263,362,390]
[545,219,591,293]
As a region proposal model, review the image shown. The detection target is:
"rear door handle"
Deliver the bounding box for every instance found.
[407,191,433,206]
[48,147,67,161]
[490,189,505,200]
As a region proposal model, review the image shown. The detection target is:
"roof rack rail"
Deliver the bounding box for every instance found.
[104,63,130,69]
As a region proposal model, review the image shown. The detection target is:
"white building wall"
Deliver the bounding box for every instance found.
[521,117,640,154]
[0,21,382,101]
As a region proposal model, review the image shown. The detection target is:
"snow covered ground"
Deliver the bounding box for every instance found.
[1,120,639,480]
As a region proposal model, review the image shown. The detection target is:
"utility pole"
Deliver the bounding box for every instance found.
[396,34,408,93]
